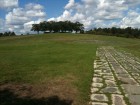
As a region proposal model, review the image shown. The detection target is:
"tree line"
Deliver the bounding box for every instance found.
[0,32,16,37]
[31,21,84,34]
[86,27,140,38]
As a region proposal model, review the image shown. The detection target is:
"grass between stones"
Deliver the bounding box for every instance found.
[105,52,131,105]
[0,33,140,105]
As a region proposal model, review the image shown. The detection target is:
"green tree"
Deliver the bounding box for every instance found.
[31,24,40,34]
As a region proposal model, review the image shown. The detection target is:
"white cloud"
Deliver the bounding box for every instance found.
[122,0,140,6]
[0,0,18,9]
[121,10,140,28]
[26,10,46,17]
[1,0,140,34]
[0,18,5,32]
[5,3,46,34]
[48,0,140,30]
[23,19,43,33]
[6,8,29,25]
[25,3,44,10]
[65,0,75,9]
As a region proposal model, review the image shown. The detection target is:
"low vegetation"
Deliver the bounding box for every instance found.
[0,31,16,37]
[86,27,140,38]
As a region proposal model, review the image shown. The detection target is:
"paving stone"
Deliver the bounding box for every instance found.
[90,94,108,102]
[93,77,103,83]
[113,67,128,74]
[118,77,137,85]
[91,102,108,105]
[92,83,104,88]
[101,87,121,94]
[92,46,140,105]
[91,88,99,93]
[94,70,102,74]
[112,94,126,105]
[137,80,140,83]
[103,76,115,81]
[133,76,140,80]
[131,73,139,76]
[121,84,140,95]
[105,80,117,87]
[94,65,102,69]
[94,73,102,77]
[129,95,140,105]
[103,70,112,73]
[117,74,130,78]
[102,73,113,76]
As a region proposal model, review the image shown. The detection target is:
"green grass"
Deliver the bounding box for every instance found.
[0,33,140,105]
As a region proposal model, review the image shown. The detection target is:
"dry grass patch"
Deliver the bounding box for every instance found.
[0,76,79,105]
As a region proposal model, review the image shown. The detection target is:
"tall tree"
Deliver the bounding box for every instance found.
[40,21,48,33]
[31,24,40,34]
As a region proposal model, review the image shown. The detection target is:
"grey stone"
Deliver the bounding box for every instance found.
[118,77,137,85]
[133,76,140,80]
[113,67,128,74]
[94,73,102,77]
[105,80,117,87]
[102,73,113,76]
[91,88,99,93]
[94,65,102,69]
[112,94,126,105]
[92,83,103,88]
[91,102,108,105]
[121,84,140,95]
[117,74,130,78]
[138,80,140,83]
[101,87,121,94]
[131,73,139,76]
[129,95,140,105]
[94,70,102,74]
[103,76,115,81]
[90,94,108,102]
[103,70,111,73]
[93,77,103,83]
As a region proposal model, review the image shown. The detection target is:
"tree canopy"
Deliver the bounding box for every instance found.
[0,32,16,37]
[31,21,84,34]
[86,27,140,38]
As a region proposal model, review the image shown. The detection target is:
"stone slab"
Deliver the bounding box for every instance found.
[103,70,112,73]
[91,88,99,93]
[112,94,126,105]
[103,76,115,81]
[118,77,137,85]
[129,95,140,105]
[101,87,121,94]
[92,83,103,88]
[91,102,108,105]
[117,74,130,78]
[94,70,102,74]
[105,80,117,87]
[102,73,113,76]
[91,94,108,102]
[94,73,102,77]
[93,77,103,83]
[121,84,140,95]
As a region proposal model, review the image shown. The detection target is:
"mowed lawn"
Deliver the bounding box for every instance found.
[0,33,140,105]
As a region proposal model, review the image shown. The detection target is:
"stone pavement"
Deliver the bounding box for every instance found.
[90,46,140,105]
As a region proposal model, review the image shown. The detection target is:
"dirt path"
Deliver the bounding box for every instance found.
[90,46,140,105]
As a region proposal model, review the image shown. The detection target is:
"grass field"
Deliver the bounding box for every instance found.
[0,33,140,105]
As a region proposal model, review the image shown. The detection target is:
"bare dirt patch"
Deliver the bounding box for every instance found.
[0,77,78,105]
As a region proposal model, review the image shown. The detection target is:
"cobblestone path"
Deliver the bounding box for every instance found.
[90,46,140,105]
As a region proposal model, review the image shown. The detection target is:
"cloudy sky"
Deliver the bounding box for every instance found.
[0,0,140,34]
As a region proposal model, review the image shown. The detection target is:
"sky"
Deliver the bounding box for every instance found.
[0,0,140,35]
